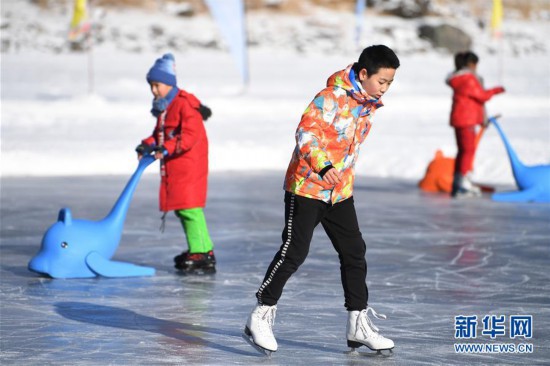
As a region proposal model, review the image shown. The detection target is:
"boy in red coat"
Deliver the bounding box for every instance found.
[446,51,505,197]
[136,53,215,274]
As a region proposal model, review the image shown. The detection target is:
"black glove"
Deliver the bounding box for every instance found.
[135,143,155,155]
[198,104,212,121]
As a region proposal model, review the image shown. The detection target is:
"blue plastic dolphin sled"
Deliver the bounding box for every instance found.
[490,118,550,203]
[28,155,157,278]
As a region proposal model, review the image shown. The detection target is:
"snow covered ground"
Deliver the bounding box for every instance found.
[1,1,549,186]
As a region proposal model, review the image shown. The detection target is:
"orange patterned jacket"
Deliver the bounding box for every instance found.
[283,64,383,204]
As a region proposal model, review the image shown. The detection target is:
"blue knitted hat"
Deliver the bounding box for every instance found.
[146,53,177,87]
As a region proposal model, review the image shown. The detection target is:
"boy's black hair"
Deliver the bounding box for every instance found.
[352,45,400,77]
[454,51,479,71]
[454,52,464,71]
[462,51,479,67]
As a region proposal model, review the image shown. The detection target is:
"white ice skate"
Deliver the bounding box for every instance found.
[452,173,482,198]
[243,304,278,355]
[464,173,482,196]
[346,307,394,353]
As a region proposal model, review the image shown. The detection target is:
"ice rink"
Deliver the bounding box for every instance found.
[0,172,550,365]
[1,172,549,365]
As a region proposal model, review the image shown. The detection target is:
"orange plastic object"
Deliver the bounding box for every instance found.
[418,125,494,193]
[418,150,454,193]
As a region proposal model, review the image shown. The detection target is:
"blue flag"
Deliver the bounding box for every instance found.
[205,0,249,85]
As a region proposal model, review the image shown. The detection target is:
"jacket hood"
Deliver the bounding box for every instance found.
[446,68,470,86]
[326,64,383,107]
[446,68,484,87]
[178,89,201,109]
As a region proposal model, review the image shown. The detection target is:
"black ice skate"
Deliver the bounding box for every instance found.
[175,250,216,274]
[173,251,188,267]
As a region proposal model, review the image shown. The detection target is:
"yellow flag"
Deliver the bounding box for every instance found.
[69,0,90,41]
[491,0,503,38]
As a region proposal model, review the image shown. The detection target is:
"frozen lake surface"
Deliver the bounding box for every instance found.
[1,172,549,365]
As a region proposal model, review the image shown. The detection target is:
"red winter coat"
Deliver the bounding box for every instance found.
[142,90,208,211]
[446,70,504,128]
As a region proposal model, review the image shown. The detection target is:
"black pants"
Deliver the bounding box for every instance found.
[256,192,368,311]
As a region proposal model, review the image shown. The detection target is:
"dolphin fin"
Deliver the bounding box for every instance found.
[58,208,72,225]
[86,252,155,277]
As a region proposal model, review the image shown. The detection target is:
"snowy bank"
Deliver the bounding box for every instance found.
[1,2,549,186]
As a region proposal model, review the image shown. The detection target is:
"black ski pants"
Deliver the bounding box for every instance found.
[256,192,368,311]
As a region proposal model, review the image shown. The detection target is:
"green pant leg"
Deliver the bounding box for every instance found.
[174,208,214,253]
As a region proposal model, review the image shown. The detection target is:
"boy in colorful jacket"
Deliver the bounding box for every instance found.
[136,53,215,274]
[244,45,400,354]
[446,51,505,197]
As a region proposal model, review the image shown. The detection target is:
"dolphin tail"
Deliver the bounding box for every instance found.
[492,187,544,202]
[86,252,156,277]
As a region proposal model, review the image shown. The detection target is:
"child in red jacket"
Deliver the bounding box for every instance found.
[136,53,215,274]
[446,51,505,197]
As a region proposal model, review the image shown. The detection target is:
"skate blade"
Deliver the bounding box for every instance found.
[347,340,394,354]
[242,328,274,357]
[346,347,394,357]
[176,267,216,275]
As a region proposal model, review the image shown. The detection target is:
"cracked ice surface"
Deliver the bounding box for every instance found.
[1,173,549,365]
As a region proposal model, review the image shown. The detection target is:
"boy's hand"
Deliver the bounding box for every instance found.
[494,86,505,94]
[153,146,168,160]
[323,168,342,185]
[136,143,154,160]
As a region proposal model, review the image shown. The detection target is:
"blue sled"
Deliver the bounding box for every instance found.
[29,155,157,278]
[490,118,550,203]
